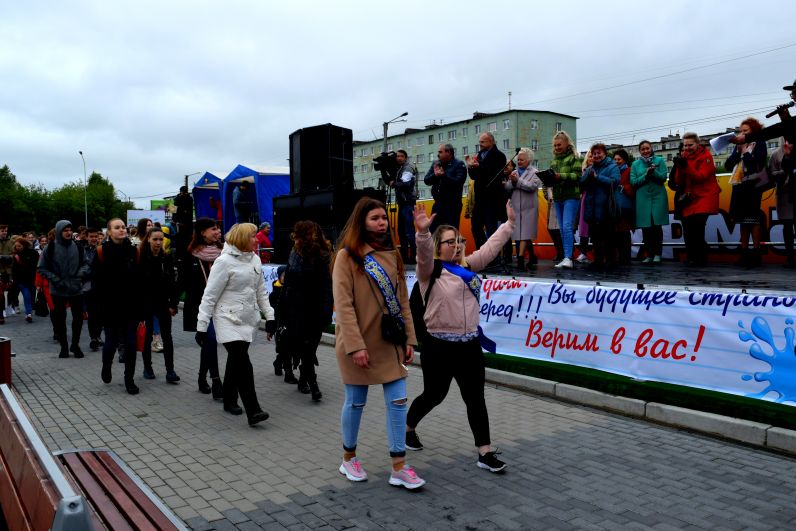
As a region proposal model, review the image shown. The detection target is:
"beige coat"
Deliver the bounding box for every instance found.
[332,246,417,385]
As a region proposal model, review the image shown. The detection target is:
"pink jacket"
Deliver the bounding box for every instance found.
[415,221,514,336]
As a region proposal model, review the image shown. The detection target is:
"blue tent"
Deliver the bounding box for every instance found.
[222,165,290,230]
[192,172,223,221]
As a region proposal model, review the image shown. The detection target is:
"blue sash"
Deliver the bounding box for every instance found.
[363,254,403,320]
[440,262,496,352]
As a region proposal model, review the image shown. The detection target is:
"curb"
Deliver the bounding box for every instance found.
[319,332,796,456]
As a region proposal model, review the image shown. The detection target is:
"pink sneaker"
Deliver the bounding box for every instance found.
[388,465,426,490]
[339,457,368,482]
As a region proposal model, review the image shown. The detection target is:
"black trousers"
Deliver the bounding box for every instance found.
[222,341,262,416]
[293,330,322,384]
[642,226,664,258]
[589,222,617,267]
[102,321,138,382]
[51,294,84,347]
[142,309,174,372]
[683,214,710,264]
[85,292,103,340]
[430,199,463,232]
[407,336,490,447]
[783,222,794,258]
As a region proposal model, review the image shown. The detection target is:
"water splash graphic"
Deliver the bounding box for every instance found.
[739,317,796,403]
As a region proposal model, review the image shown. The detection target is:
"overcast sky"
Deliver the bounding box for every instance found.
[1,1,792,207]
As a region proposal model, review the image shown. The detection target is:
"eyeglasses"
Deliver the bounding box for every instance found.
[441,238,466,247]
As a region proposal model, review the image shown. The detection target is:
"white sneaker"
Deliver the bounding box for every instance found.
[576,254,591,264]
[554,258,573,269]
[388,465,426,490]
[339,457,368,482]
[5,306,16,316]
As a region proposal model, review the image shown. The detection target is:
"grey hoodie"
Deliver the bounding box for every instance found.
[37,220,90,297]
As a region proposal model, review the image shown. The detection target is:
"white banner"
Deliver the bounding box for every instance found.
[261,265,796,406]
[127,209,166,226]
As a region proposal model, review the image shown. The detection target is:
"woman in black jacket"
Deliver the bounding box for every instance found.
[95,218,141,394]
[279,221,333,401]
[181,218,224,399]
[11,237,39,322]
[139,227,180,383]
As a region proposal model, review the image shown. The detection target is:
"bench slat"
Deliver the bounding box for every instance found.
[95,452,180,531]
[0,451,34,531]
[62,452,136,531]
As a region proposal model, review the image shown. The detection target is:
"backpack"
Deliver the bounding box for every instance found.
[409,259,443,342]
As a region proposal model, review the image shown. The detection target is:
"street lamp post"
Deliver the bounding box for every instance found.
[78,151,88,226]
[383,112,408,154]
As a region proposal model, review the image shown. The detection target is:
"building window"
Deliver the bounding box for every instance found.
[475,144,480,153]
[462,145,469,156]
[462,127,468,137]
[359,149,365,157]
[530,120,538,130]
[502,139,510,149]
[487,122,497,132]
[503,119,510,130]
[555,122,562,132]
[353,166,358,174]
[387,143,393,151]
[428,134,433,145]
[417,154,425,164]
[475,125,481,134]
[417,137,425,147]
[438,132,444,142]
[531,140,538,150]
[361,164,367,173]
[397,140,402,149]
[667,154,673,162]
[448,130,457,140]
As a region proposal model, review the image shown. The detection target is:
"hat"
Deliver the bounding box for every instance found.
[277,265,287,277]
[259,221,271,231]
[784,79,796,90]
[193,217,217,235]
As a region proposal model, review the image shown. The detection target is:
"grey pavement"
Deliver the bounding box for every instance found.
[3,311,796,530]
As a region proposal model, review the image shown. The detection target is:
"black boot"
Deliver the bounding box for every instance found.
[273,358,283,376]
[198,373,211,394]
[125,378,140,395]
[70,343,84,358]
[283,369,298,384]
[309,381,322,402]
[735,249,749,267]
[297,377,310,394]
[516,256,525,272]
[58,340,69,358]
[211,377,223,401]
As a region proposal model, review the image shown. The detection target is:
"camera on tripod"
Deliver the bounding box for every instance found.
[374,151,400,187]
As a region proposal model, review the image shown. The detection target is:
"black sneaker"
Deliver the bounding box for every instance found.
[166,370,180,383]
[101,364,112,384]
[58,346,69,358]
[125,381,140,395]
[248,410,269,426]
[89,338,100,351]
[477,451,507,473]
[297,381,311,394]
[273,359,283,376]
[405,430,423,451]
[70,345,84,358]
[143,367,156,380]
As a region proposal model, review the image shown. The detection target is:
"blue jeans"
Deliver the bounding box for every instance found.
[18,283,34,315]
[555,199,580,259]
[153,316,161,335]
[341,378,407,457]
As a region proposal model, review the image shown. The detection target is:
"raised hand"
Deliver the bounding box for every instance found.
[413,204,435,233]
[506,200,516,224]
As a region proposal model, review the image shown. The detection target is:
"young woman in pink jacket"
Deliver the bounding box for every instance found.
[406,201,515,473]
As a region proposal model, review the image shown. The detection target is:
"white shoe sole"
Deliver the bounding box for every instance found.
[388,476,426,489]
[405,445,423,451]
[477,461,507,473]
[338,464,367,482]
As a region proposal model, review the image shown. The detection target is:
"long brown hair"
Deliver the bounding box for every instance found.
[292,220,330,264]
[333,197,404,276]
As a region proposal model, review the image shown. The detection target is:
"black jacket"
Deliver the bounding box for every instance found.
[424,158,467,202]
[180,252,217,332]
[278,250,333,337]
[92,239,139,324]
[138,249,178,317]
[12,248,39,286]
[469,146,508,205]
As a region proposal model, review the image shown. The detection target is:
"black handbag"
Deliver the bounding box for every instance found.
[34,290,49,317]
[380,313,408,345]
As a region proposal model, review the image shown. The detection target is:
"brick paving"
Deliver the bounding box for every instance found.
[3,311,796,530]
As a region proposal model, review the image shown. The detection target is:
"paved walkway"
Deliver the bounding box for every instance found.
[3,312,796,530]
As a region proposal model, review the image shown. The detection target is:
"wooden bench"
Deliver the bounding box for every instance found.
[0,383,186,531]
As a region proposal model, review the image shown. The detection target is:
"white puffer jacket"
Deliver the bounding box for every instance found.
[196,243,274,343]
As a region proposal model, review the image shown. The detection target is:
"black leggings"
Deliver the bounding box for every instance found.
[642,226,664,258]
[292,330,322,384]
[51,295,84,347]
[222,341,262,416]
[683,214,710,264]
[407,336,490,447]
[142,310,174,372]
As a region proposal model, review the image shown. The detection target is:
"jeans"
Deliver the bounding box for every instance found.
[142,309,174,371]
[199,320,220,379]
[398,204,417,259]
[407,336,491,447]
[555,199,580,260]
[221,340,262,417]
[341,378,408,457]
[18,283,34,315]
[153,316,161,335]
[51,294,84,347]
[102,321,138,381]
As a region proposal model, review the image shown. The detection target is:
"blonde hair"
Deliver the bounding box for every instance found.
[582,149,593,171]
[552,131,577,156]
[432,225,467,266]
[225,222,257,251]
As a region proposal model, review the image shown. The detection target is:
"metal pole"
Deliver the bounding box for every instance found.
[79,151,88,226]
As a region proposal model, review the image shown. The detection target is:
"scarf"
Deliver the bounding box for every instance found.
[441,261,480,301]
[366,231,393,251]
[618,163,628,173]
[641,155,654,165]
[193,245,221,262]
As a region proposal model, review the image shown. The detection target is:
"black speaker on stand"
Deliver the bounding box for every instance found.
[289,123,353,193]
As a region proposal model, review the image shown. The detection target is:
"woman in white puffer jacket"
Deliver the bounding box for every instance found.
[196,223,276,426]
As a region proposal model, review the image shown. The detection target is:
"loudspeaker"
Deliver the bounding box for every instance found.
[289,123,353,194]
[272,188,386,263]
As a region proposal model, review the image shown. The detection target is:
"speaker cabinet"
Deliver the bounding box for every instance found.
[289,123,353,194]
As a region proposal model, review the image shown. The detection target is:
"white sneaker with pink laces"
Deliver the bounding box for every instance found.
[388,465,426,490]
[339,457,368,482]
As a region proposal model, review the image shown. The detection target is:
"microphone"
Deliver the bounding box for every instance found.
[766,100,795,119]
[515,147,521,154]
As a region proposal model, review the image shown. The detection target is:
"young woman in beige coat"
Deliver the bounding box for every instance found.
[332,197,424,490]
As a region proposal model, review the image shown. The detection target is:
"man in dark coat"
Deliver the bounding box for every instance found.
[467,132,509,253]
[735,78,796,145]
[424,144,467,232]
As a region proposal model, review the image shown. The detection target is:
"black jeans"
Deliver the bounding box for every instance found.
[407,336,490,447]
[85,292,103,340]
[51,294,84,347]
[142,309,174,372]
[222,341,262,416]
[642,226,664,258]
[102,321,138,381]
[199,320,220,379]
[683,213,710,264]
[292,330,322,385]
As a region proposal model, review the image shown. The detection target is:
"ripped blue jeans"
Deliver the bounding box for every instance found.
[341,378,407,457]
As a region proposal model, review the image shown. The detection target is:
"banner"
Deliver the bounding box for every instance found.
[261,264,796,406]
[127,209,166,226]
